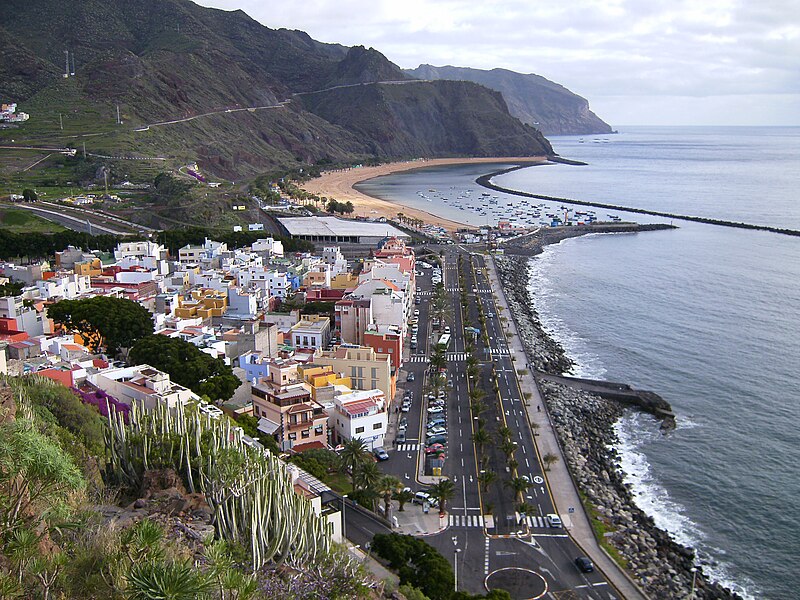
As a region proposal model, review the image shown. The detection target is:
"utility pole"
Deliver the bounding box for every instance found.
[63,50,70,78]
[103,167,109,196]
[82,142,86,158]
[70,51,75,76]
[116,105,121,125]
[59,114,63,130]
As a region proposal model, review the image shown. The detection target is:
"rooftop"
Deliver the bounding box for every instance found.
[278,216,409,239]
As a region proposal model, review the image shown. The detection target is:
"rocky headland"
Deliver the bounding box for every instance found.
[495,253,742,600]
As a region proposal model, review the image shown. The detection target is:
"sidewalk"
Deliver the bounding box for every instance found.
[484,255,649,600]
[389,498,449,537]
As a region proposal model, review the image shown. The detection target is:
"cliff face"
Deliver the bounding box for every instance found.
[406,65,613,135]
[300,80,554,158]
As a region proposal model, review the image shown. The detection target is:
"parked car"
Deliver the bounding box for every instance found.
[410,341,417,350]
[444,326,451,334]
[401,403,411,413]
[427,406,444,414]
[399,417,408,427]
[414,309,420,316]
[396,432,406,444]
[397,423,407,433]
[546,513,563,528]
[412,491,430,505]
[427,426,447,436]
[425,443,446,454]
[374,448,389,461]
[427,417,446,427]
[406,372,415,382]
[427,434,448,445]
[574,557,594,573]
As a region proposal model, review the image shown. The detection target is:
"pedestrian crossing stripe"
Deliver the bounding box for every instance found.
[446,352,468,361]
[448,514,485,528]
[396,443,418,452]
[490,348,511,355]
[525,516,553,528]
[408,355,429,363]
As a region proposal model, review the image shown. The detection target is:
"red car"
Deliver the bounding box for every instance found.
[425,443,446,454]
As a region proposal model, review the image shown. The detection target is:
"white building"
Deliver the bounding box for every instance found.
[178,238,228,267]
[251,238,284,257]
[114,241,168,262]
[289,316,331,350]
[227,288,258,319]
[35,273,91,300]
[329,389,388,449]
[321,246,348,276]
[90,364,200,411]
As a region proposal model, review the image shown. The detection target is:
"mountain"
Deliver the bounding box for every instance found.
[406,65,613,135]
[0,0,552,181]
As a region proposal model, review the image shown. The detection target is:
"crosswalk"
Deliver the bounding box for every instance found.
[448,514,485,528]
[524,515,556,528]
[446,352,468,361]
[408,355,429,363]
[489,348,511,356]
[396,443,419,452]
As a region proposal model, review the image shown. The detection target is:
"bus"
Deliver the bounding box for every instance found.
[437,334,451,351]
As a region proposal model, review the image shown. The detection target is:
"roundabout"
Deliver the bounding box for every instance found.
[485,567,548,600]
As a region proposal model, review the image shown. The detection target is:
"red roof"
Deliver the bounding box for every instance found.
[291,440,327,453]
[340,398,377,416]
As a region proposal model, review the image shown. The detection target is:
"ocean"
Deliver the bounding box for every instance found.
[357,126,800,599]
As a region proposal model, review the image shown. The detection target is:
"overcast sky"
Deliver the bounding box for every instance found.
[195,0,800,126]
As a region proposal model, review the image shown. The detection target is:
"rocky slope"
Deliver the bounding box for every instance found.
[406,64,613,135]
[0,0,552,178]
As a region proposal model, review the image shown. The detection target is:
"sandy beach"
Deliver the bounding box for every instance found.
[300,156,548,232]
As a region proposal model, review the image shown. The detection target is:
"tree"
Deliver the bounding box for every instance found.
[505,477,530,500]
[378,475,402,517]
[517,502,537,524]
[393,488,414,512]
[353,460,381,495]
[542,452,559,471]
[47,296,153,355]
[477,470,497,493]
[22,189,38,202]
[339,438,371,486]
[128,335,240,401]
[427,479,455,516]
[499,438,517,459]
[472,427,491,454]
[372,534,454,600]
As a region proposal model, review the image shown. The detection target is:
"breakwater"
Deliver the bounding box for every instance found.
[477,166,800,237]
[495,254,742,600]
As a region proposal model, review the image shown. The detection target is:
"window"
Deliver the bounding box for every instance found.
[371,380,378,389]
[301,430,310,439]
[355,426,365,434]
[371,367,377,378]
[373,422,382,430]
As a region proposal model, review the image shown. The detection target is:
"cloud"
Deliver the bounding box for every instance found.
[194,0,800,124]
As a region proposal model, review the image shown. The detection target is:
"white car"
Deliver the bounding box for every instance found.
[546,513,563,528]
[427,426,447,436]
[427,406,444,414]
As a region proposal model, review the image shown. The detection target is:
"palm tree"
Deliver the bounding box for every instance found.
[339,438,371,486]
[506,476,530,500]
[427,479,455,516]
[477,470,497,493]
[499,438,517,459]
[377,475,402,517]
[393,488,414,512]
[429,348,447,373]
[353,460,381,494]
[497,426,513,443]
[542,452,559,471]
[530,421,540,436]
[472,427,491,453]
[469,399,487,417]
[517,502,537,524]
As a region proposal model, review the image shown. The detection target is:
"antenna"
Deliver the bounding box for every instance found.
[103,168,109,196]
[83,142,86,158]
[70,52,75,76]
[64,50,70,78]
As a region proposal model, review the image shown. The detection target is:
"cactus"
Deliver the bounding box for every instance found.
[102,398,332,570]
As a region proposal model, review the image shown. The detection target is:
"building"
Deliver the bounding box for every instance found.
[251,238,284,257]
[329,388,388,449]
[178,238,228,267]
[90,364,200,411]
[312,345,395,402]
[335,298,372,345]
[277,216,409,245]
[363,325,403,370]
[174,289,227,319]
[114,241,168,262]
[289,316,331,350]
[250,359,328,452]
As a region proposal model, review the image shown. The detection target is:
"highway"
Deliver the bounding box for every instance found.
[373,246,622,599]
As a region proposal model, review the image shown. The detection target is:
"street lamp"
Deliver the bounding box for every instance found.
[690,567,697,599]
[454,548,462,592]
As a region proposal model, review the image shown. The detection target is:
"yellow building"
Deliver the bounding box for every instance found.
[331,273,357,289]
[174,288,227,319]
[312,345,395,402]
[74,259,103,277]
[298,364,351,402]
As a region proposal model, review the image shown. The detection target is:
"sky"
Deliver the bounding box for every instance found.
[195,0,800,126]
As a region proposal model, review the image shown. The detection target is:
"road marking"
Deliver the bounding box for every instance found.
[521,445,526,454]
[525,458,530,467]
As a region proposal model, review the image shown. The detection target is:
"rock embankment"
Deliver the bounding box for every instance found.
[541,381,741,600]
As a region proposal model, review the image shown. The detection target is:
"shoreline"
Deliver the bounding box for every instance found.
[495,252,743,600]
[300,156,547,232]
